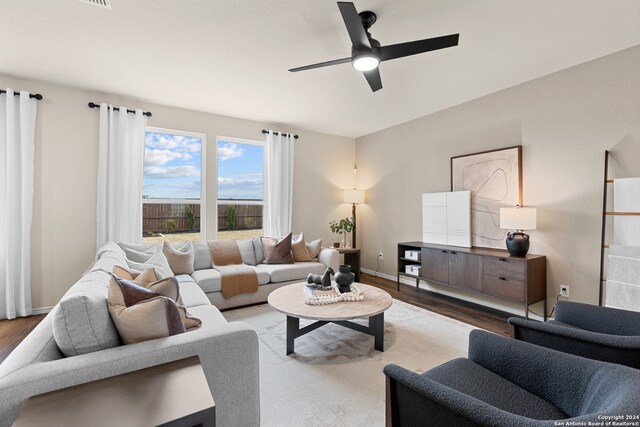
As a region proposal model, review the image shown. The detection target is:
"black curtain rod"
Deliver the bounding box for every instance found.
[0,89,43,100]
[88,102,152,117]
[261,129,299,139]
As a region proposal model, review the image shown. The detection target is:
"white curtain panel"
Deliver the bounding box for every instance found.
[0,90,37,319]
[263,131,294,237]
[96,104,146,248]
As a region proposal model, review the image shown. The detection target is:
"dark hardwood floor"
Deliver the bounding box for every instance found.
[0,314,46,363]
[359,273,511,336]
[0,272,510,364]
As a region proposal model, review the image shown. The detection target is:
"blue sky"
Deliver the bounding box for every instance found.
[217,140,264,200]
[142,131,263,200]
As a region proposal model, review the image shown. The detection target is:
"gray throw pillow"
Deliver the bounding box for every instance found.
[306,239,323,259]
[253,237,265,264]
[163,241,195,275]
[126,251,173,278]
[237,238,257,265]
[52,290,121,357]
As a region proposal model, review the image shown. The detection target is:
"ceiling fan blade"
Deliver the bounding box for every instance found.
[288,57,351,72]
[337,2,371,50]
[363,68,382,92]
[379,34,459,62]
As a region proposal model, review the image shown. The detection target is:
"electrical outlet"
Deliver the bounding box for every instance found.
[560,285,570,298]
[378,252,383,261]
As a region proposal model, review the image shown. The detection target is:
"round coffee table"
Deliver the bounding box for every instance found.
[267,282,393,355]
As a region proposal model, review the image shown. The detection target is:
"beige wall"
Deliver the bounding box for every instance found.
[355,46,640,315]
[0,74,355,309]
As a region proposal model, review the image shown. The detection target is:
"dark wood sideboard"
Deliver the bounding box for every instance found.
[398,242,547,320]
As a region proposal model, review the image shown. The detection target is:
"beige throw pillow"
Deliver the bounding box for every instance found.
[163,241,195,275]
[112,266,201,330]
[107,275,186,345]
[291,232,313,262]
[261,232,294,264]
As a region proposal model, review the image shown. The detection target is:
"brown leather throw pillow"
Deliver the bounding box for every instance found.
[107,274,186,345]
[261,232,294,264]
[112,266,201,330]
[291,232,313,262]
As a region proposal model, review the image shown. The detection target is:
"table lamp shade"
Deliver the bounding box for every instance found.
[500,207,537,230]
[344,189,365,204]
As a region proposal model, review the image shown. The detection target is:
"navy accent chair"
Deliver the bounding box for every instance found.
[508,301,640,368]
[384,330,640,427]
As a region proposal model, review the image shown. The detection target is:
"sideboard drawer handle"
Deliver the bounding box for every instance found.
[498,258,507,262]
[450,251,457,255]
[499,277,507,281]
[441,250,448,254]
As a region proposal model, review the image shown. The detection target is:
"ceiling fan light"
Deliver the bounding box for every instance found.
[352,54,380,71]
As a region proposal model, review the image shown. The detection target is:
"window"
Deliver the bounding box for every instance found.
[216,137,264,239]
[142,128,206,243]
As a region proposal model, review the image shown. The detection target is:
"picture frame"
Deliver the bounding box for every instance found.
[451,145,522,249]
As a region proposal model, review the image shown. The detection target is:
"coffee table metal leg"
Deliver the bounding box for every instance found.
[286,316,299,355]
[370,313,384,351]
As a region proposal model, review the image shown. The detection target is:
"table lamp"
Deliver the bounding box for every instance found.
[499,206,537,257]
[344,188,365,249]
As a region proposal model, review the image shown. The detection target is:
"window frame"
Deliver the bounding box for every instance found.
[214,135,266,239]
[144,126,207,241]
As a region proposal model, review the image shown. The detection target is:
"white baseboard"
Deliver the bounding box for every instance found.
[31,306,53,315]
[360,268,544,321]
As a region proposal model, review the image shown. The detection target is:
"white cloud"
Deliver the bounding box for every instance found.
[145,165,200,178]
[217,143,244,161]
[145,132,201,153]
[144,148,193,167]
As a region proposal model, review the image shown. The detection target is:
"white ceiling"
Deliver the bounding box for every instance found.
[1,0,639,138]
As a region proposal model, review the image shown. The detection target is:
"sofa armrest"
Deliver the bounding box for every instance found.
[383,363,531,426]
[555,301,640,335]
[318,247,339,272]
[0,321,260,427]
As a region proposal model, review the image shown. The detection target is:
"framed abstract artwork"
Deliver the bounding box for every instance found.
[451,146,522,249]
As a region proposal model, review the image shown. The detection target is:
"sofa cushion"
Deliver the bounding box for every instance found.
[192,267,269,293]
[238,238,257,266]
[291,233,313,262]
[179,281,212,308]
[255,262,326,283]
[192,240,212,271]
[187,304,228,328]
[422,358,567,420]
[262,232,294,264]
[107,276,187,345]
[163,241,195,275]
[52,289,121,357]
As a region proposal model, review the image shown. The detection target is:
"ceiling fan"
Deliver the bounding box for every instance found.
[289,2,459,92]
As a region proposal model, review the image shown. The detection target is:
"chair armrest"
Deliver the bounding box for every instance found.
[318,247,339,272]
[555,301,640,335]
[0,321,260,427]
[383,363,533,427]
[509,317,640,350]
[467,330,606,413]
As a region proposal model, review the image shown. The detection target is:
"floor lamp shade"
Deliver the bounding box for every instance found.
[500,207,537,257]
[344,189,365,204]
[344,189,365,249]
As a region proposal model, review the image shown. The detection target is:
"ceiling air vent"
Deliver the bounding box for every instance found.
[77,0,112,10]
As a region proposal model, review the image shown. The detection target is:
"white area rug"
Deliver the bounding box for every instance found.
[223,299,480,427]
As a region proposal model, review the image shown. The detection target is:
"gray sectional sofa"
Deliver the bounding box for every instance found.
[0,239,338,426]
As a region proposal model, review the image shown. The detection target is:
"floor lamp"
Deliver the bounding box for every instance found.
[344,189,365,249]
